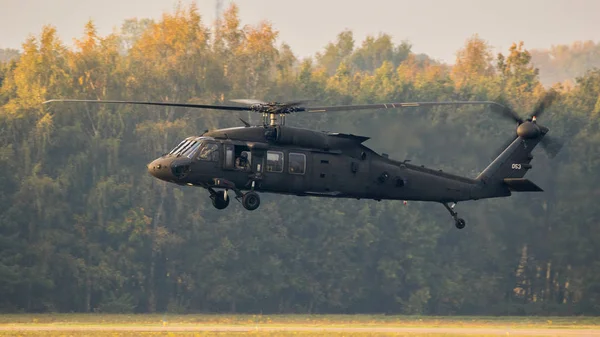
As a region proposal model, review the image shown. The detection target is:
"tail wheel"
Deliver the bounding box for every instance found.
[211,190,229,210]
[242,191,260,211]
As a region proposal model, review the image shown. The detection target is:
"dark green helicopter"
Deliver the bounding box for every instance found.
[44,92,562,229]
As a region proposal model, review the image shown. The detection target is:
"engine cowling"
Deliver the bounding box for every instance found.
[271,125,333,149]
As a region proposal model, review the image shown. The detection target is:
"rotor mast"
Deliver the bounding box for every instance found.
[265,113,286,126]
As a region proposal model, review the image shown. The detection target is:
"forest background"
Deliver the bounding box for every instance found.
[1,3,599,315]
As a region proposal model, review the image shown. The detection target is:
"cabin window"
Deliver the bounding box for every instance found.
[197,142,219,161]
[225,145,234,167]
[289,153,306,175]
[266,151,283,172]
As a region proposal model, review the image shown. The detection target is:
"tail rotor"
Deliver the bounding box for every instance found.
[490,89,564,158]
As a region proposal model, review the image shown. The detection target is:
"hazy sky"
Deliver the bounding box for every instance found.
[1,0,599,63]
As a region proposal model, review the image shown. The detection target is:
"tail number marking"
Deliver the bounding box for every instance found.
[511,163,522,170]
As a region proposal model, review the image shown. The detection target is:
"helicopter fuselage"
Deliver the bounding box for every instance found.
[147,125,499,204]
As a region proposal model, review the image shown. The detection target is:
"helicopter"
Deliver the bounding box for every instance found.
[43,92,563,229]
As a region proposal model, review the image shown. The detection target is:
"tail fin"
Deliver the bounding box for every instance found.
[476,130,545,191]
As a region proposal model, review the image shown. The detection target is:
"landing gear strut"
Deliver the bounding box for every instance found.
[210,190,229,210]
[442,202,466,229]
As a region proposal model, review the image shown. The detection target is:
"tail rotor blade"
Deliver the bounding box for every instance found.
[540,135,563,158]
[529,89,558,120]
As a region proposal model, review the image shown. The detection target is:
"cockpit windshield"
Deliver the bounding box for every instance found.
[167,137,217,160]
[169,140,191,155]
[169,140,193,156]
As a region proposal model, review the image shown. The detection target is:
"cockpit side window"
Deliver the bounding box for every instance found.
[197,142,219,161]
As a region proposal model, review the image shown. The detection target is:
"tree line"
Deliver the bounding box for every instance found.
[0,3,599,315]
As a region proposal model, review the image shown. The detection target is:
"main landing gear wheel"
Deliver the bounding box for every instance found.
[242,191,260,211]
[442,202,466,229]
[211,190,229,210]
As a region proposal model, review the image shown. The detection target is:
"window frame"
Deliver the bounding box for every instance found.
[288,152,306,175]
[266,150,284,173]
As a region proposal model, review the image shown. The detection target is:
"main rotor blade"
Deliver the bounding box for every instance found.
[230,99,315,107]
[488,96,524,124]
[302,101,517,115]
[43,99,250,111]
[229,99,267,105]
[44,99,522,119]
[529,89,558,120]
[282,99,316,106]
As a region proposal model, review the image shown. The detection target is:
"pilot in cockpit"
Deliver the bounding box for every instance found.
[235,151,250,170]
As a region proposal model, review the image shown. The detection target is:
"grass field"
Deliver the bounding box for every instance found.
[0,331,544,337]
[0,331,560,337]
[1,313,599,327]
[1,314,599,336]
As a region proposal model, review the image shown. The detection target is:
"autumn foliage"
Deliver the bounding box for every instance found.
[0,3,599,315]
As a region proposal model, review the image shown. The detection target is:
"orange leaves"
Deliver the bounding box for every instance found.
[73,20,100,55]
[68,20,122,101]
[240,21,279,58]
[219,3,243,51]
[451,34,494,89]
[125,3,211,101]
[130,4,208,68]
[1,26,69,118]
[496,41,544,111]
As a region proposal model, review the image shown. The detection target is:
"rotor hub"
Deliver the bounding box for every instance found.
[516,121,540,139]
[249,103,302,114]
[244,102,305,126]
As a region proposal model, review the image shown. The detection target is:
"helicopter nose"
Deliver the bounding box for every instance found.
[147,158,174,181]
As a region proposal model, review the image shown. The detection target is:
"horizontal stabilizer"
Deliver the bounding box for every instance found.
[503,178,544,192]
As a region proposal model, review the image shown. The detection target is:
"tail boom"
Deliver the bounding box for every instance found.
[475,127,547,198]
